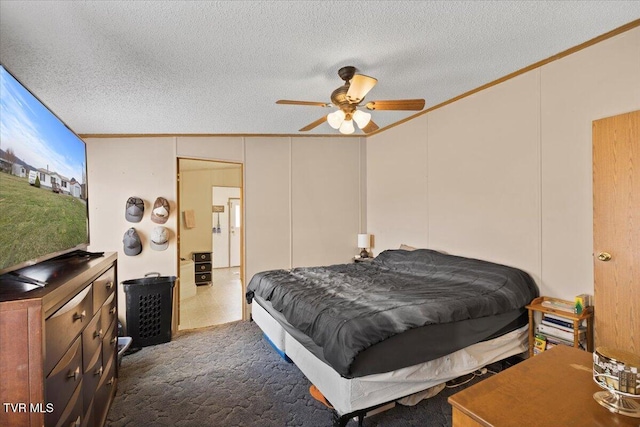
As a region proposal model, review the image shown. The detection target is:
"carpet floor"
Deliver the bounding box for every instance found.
[106,320,511,427]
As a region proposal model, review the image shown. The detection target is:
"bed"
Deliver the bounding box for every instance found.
[246,249,539,425]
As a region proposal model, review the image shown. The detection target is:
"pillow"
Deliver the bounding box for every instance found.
[399,244,417,251]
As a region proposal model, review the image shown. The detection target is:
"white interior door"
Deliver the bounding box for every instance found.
[229,197,241,267]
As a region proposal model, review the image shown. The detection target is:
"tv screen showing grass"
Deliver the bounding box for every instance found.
[0,65,89,274]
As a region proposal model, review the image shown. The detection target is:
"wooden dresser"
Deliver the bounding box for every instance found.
[448,345,638,427]
[0,252,118,427]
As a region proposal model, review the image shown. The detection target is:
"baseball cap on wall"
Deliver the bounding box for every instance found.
[151,197,170,224]
[123,228,142,256]
[125,197,144,223]
[150,226,169,251]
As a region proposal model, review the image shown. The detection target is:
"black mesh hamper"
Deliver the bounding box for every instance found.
[122,273,176,348]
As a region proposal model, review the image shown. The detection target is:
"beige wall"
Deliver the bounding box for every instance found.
[367,117,429,252]
[86,135,366,322]
[539,28,640,301]
[291,137,363,267]
[244,137,366,278]
[366,27,640,300]
[86,137,178,323]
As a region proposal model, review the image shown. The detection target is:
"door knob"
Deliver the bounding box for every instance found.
[597,252,612,262]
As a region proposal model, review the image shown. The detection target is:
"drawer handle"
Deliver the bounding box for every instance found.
[94,328,103,339]
[107,377,114,386]
[67,366,80,381]
[110,337,117,346]
[94,366,103,376]
[109,307,117,315]
[106,281,114,290]
[70,415,81,427]
[72,310,86,322]
[200,254,206,259]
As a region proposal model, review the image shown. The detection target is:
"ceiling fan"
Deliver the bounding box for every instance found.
[276,66,425,135]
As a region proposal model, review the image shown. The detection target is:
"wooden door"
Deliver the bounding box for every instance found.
[592,110,639,354]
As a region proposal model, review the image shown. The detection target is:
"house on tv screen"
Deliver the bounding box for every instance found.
[28,167,83,198]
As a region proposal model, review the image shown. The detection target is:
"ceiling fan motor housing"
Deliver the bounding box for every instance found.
[331,66,359,111]
[338,66,356,82]
[331,86,356,111]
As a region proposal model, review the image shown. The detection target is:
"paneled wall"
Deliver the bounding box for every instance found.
[244,137,364,279]
[366,27,640,300]
[86,135,365,321]
[427,71,541,282]
[86,137,178,321]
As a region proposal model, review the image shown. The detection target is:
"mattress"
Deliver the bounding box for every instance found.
[252,300,528,416]
[247,249,538,377]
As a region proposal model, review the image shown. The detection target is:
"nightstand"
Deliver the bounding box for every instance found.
[353,257,374,263]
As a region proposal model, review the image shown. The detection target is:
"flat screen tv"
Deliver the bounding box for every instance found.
[0,65,89,275]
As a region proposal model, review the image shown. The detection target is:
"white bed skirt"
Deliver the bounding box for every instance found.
[252,299,528,416]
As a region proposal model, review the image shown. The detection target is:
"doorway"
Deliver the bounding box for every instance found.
[177,158,243,330]
[212,188,241,268]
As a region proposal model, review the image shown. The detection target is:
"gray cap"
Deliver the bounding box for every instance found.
[150,226,169,251]
[125,197,144,223]
[123,228,142,256]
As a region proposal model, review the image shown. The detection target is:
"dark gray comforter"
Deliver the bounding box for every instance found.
[246,249,539,377]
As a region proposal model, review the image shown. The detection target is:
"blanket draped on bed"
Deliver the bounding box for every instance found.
[246,249,539,377]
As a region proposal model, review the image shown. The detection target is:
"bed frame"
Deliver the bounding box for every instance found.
[251,298,528,426]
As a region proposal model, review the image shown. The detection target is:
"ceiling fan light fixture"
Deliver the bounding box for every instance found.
[352,109,372,129]
[339,119,355,134]
[327,110,345,129]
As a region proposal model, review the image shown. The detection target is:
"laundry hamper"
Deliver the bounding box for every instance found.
[122,273,176,348]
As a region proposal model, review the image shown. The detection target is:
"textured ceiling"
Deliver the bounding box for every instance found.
[0,1,638,136]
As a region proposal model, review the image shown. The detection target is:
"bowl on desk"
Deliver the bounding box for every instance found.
[593,347,640,418]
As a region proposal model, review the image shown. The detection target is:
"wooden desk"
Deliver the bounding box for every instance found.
[448,346,638,427]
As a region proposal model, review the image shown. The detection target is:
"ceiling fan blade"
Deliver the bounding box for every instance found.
[346,75,378,104]
[365,99,425,111]
[299,116,327,132]
[276,100,330,107]
[361,120,379,134]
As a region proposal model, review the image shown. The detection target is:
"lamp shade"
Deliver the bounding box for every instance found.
[327,110,345,129]
[339,119,355,134]
[346,74,378,104]
[357,234,370,249]
[352,110,372,129]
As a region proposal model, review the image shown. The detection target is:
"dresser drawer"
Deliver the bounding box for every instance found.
[82,313,102,372]
[82,347,103,414]
[81,401,95,427]
[45,336,82,427]
[93,356,116,426]
[45,285,93,376]
[92,267,116,315]
[195,272,212,284]
[195,262,212,272]
[192,252,211,262]
[102,319,117,367]
[47,378,83,427]
[101,292,117,332]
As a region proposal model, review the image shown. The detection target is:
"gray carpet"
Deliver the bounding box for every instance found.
[106,320,509,427]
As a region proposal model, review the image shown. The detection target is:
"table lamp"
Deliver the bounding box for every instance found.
[358,234,371,258]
